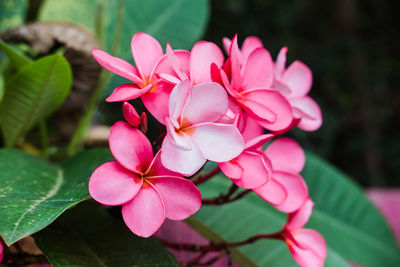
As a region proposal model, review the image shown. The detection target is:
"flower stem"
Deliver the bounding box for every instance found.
[202,188,252,205]
[191,166,221,185]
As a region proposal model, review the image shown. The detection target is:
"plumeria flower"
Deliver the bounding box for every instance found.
[272,47,322,131]
[89,121,201,237]
[283,198,327,267]
[219,133,274,189]
[254,137,309,212]
[123,102,148,133]
[212,35,294,132]
[161,80,245,176]
[92,33,172,123]
[157,40,224,86]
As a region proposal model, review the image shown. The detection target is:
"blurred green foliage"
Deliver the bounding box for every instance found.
[204,0,399,187]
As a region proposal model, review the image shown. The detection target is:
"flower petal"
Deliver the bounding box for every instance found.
[165,117,192,150]
[190,122,244,162]
[240,114,264,143]
[229,35,242,90]
[106,83,152,102]
[182,82,229,125]
[291,96,323,131]
[222,37,232,55]
[0,242,3,262]
[123,102,141,127]
[218,161,244,180]
[293,229,327,259]
[89,161,142,206]
[122,182,165,237]
[286,197,314,230]
[92,49,142,84]
[274,47,287,80]
[151,176,201,220]
[273,171,309,213]
[141,80,173,124]
[190,41,224,84]
[168,80,191,121]
[145,151,182,177]
[265,137,305,173]
[241,47,274,90]
[254,178,287,205]
[109,121,153,174]
[155,48,190,80]
[161,136,206,176]
[282,60,312,98]
[241,36,264,60]
[231,151,271,189]
[131,32,163,77]
[245,133,275,151]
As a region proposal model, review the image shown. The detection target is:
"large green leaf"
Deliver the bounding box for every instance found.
[0,0,26,32]
[39,0,209,95]
[0,40,32,70]
[303,153,400,267]
[35,204,179,267]
[0,54,72,147]
[193,174,349,267]
[0,148,113,245]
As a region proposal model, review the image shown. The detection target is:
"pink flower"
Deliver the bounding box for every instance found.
[254,138,309,212]
[161,80,245,176]
[273,47,322,131]
[219,133,274,189]
[89,121,202,237]
[92,33,172,123]
[122,102,147,132]
[157,41,224,86]
[283,198,327,267]
[214,35,294,132]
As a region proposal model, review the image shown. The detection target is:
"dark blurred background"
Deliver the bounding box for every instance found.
[204,0,399,187]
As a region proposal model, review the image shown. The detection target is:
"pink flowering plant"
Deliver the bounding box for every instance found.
[0,2,399,267]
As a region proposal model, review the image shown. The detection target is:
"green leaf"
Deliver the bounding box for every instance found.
[303,153,400,267]
[39,0,209,95]
[0,54,72,147]
[0,148,113,245]
[35,204,179,267]
[193,173,349,267]
[0,40,32,70]
[0,0,26,32]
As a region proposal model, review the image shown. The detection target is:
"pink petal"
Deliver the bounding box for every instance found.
[241,36,264,60]
[165,117,192,150]
[254,178,288,205]
[218,161,244,180]
[293,229,327,260]
[168,80,191,121]
[155,48,190,80]
[123,102,141,127]
[273,171,309,213]
[222,37,232,55]
[240,114,264,143]
[241,47,274,90]
[141,80,173,124]
[282,60,312,98]
[231,150,271,189]
[245,134,275,151]
[229,35,242,90]
[122,182,165,237]
[0,241,3,263]
[109,121,153,174]
[289,242,325,267]
[131,32,163,77]
[190,41,224,84]
[190,122,244,162]
[219,68,242,99]
[274,47,288,80]
[240,89,293,131]
[265,137,305,173]
[161,136,206,176]
[217,98,243,125]
[106,83,152,102]
[151,176,201,220]
[286,197,314,230]
[89,161,142,206]
[91,49,142,84]
[291,97,323,131]
[145,151,182,177]
[181,82,229,125]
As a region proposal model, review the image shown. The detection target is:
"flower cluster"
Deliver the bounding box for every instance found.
[89,33,326,267]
